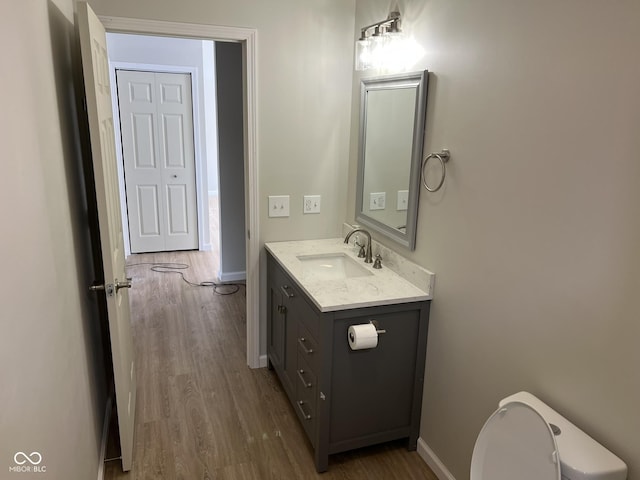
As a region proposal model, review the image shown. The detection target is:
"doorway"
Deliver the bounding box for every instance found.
[116,69,199,253]
[107,33,218,258]
[100,16,261,368]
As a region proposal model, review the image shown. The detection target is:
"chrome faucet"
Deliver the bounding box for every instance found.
[344,228,373,263]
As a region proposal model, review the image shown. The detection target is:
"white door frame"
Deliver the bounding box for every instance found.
[100,15,262,368]
[109,63,207,255]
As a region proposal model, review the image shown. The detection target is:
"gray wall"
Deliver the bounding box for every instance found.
[215,42,246,280]
[349,1,640,478]
[0,0,107,478]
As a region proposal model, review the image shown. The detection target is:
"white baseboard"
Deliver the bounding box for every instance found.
[208,190,218,197]
[96,396,113,480]
[258,354,268,368]
[218,270,246,283]
[417,437,456,480]
[200,242,212,252]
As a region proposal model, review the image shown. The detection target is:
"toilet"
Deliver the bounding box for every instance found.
[471,391,627,480]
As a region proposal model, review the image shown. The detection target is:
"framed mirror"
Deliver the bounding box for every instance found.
[355,70,428,250]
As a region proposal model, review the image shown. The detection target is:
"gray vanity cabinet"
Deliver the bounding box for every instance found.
[267,255,301,401]
[266,252,430,473]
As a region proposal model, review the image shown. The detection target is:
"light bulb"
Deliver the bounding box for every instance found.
[369,30,388,70]
[355,37,372,71]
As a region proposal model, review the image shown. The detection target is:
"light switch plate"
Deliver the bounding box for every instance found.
[369,192,386,211]
[397,190,409,211]
[268,195,290,217]
[303,195,321,214]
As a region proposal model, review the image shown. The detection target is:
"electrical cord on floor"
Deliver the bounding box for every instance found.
[126,262,243,295]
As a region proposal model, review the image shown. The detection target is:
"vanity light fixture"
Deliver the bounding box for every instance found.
[355,11,401,71]
[355,11,424,71]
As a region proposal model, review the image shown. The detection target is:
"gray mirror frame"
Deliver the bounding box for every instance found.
[355,70,429,250]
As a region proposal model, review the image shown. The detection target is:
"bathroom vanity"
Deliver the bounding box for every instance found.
[265,239,433,472]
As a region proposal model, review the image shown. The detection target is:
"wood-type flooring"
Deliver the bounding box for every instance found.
[103,250,438,480]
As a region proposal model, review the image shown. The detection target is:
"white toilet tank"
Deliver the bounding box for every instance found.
[499,392,627,480]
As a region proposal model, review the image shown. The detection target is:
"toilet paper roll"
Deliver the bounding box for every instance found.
[348,323,378,350]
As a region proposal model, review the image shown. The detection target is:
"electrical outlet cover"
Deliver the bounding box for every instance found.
[397,190,409,211]
[303,195,321,214]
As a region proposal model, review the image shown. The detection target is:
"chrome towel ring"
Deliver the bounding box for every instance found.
[421,149,450,192]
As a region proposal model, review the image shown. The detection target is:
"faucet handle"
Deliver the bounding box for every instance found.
[357,244,366,258]
[373,254,382,269]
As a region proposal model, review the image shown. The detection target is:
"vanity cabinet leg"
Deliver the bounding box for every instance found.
[314,448,329,473]
[407,433,418,451]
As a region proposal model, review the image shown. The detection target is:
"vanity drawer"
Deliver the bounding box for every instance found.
[295,398,316,446]
[295,355,317,446]
[296,295,320,339]
[296,352,317,398]
[297,323,319,373]
[286,285,319,339]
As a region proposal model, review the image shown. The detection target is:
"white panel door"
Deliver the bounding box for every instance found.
[116,70,198,253]
[77,2,137,472]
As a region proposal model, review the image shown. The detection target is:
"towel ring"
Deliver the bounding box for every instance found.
[421,149,450,192]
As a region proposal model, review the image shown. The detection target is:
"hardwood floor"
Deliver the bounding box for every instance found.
[104,250,438,480]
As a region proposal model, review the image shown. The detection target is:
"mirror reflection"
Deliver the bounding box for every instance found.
[362,87,416,230]
[356,71,428,250]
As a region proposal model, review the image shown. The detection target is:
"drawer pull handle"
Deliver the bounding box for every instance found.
[298,337,314,354]
[280,285,295,298]
[297,400,312,420]
[297,369,312,388]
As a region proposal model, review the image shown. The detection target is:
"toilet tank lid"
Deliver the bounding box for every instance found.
[499,392,627,480]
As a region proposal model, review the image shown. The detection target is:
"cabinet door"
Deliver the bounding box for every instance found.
[267,279,285,372]
[329,308,422,444]
[281,283,299,399]
[267,256,297,400]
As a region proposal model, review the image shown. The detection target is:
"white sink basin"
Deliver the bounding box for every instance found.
[296,253,373,280]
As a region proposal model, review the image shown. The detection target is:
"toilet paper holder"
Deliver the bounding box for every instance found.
[347,321,386,351]
[370,320,386,334]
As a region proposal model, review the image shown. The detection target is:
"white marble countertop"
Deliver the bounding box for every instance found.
[265,238,434,312]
